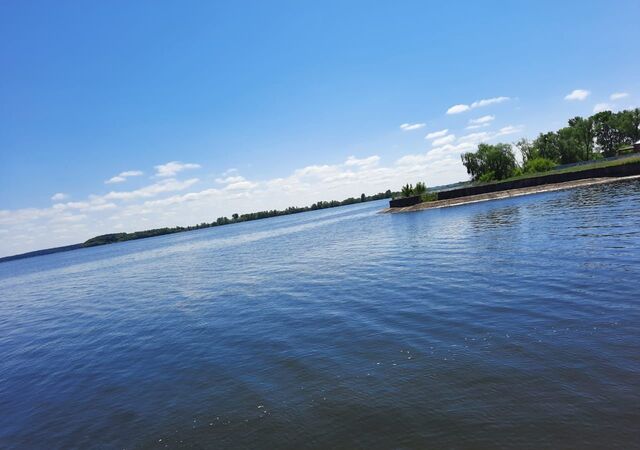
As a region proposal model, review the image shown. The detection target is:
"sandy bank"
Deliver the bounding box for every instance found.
[381,175,640,214]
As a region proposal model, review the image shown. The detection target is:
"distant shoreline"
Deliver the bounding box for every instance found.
[0,191,393,264]
[381,175,640,214]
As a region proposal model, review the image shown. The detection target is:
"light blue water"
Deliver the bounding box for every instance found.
[1,180,640,449]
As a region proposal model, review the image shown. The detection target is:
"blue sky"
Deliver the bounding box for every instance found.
[1,1,639,256]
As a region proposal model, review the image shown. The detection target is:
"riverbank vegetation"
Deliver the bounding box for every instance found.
[398,182,438,202]
[82,190,393,248]
[461,108,640,182]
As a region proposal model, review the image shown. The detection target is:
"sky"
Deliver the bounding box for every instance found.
[1,1,639,257]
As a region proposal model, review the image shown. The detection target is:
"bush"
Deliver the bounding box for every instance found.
[400,184,414,197]
[413,182,427,195]
[399,181,431,198]
[478,171,496,183]
[523,157,556,174]
[421,192,438,202]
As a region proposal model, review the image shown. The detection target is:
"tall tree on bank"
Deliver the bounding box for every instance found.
[617,108,640,143]
[568,116,595,160]
[592,111,627,157]
[461,143,518,182]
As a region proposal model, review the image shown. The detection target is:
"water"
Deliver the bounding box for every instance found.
[1,180,640,449]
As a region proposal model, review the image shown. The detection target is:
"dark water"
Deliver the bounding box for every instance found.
[1,180,640,449]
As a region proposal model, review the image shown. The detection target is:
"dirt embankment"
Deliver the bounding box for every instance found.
[381,176,640,214]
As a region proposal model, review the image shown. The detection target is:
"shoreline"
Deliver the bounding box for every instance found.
[381,175,640,214]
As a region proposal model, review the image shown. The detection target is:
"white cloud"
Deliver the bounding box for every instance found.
[496,125,524,136]
[105,170,143,184]
[564,89,590,101]
[215,175,246,184]
[469,115,495,125]
[50,214,87,223]
[344,155,380,167]
[224,180,258,191]
[470,97,509,108]
[432,134,456,146]
[593,103,612,113]
[51,193,68,201]
[221,168,238,177]
[120,170,143,177]
[446,104,471,114]
[446,97,510,114]
[103,178,200,201]
[458,131,491,144]
[425,129,449,140]
[400,123,426,131]
[154,161,201,177]
[610,92,629,100]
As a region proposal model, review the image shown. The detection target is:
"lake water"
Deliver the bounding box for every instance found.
[1,180,640,449]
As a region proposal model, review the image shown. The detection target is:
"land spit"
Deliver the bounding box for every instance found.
[381,175,640,214]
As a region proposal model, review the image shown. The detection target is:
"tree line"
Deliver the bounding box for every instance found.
[461,108,640,182]
[82,190,393,247]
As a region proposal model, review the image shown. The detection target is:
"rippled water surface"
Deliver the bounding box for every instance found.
[2,180,640,449]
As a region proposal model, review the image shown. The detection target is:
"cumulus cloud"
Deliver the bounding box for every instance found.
[400,123,426,131]
[470,97,509,108]
[564,89,590,101]
[224,180,258,191]
[221,168,238,176]
[52,200,112,212]
[446,104,470,114]
[446,97,510,114]
[105,170,144,184]
[103,178,200,201]
[344,155,380,167]
[432,134,456,146]
[496,125,523,136]
[425,129,449,140]
[51,193,68,201]
[593,103,612,113]
[216,176,244,185]
[469,115,495,125]
[154,161,201,177]
[610,92,629,100]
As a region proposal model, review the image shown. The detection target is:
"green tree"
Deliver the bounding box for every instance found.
[413,182,427,195]
[515,138,537,164]
[568,116,595,160]
[592,111,626,157]
[615,108,640,144]
[401,184,414,197]
[461,143,518,182]
[556,126,583,164]
[360,193,366,202]
[533,132,562,162]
